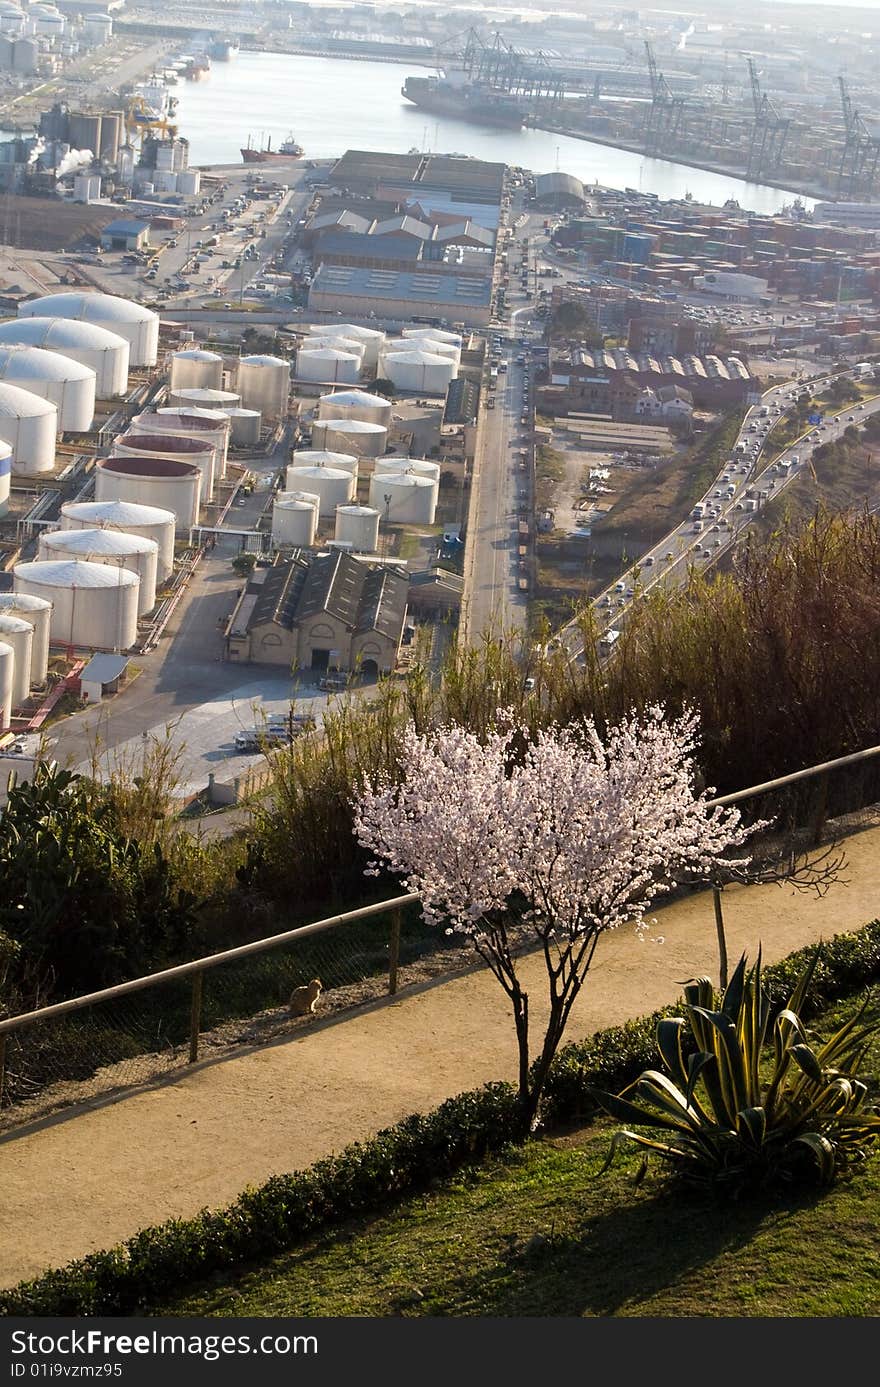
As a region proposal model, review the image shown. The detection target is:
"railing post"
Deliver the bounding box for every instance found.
[712,885,729,992]
[0,1033,6,1107]
[189,972,203,1064]
[388,909,402,996]
[810,770,829,846]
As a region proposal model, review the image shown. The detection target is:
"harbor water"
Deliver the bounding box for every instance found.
[172,51,811,214]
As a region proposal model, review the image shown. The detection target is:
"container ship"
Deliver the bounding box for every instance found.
[401,74,525,129]
[241,133,304,164]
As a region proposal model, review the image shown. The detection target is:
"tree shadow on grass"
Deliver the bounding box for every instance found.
[439,1182,820,1317]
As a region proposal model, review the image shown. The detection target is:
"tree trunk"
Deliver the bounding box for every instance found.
[511,986,532,1137]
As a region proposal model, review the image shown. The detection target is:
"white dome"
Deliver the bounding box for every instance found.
[41,527,156,558]
[292,449,358,469]
[174,349,222,363]
[14,558,138,589]
[18,293,158,368]
[0,317,127,352]
[239,353,287,368]
[170,387,240,405]
[19,292,155,326]
[0,344,93,384]
[385,349,449,365]
[61,499,174,527]
[314,418,384,434]
[319,390,387,409]
[0,317,129,397]
[403,327,463,347]
[0,381,55,418]
[0,344,95,432]
[60,498,176,582]
[308,322,384,341]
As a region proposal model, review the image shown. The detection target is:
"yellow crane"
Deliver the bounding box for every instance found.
[123,95,178,143]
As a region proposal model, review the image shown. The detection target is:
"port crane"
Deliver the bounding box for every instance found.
[123,95,178,145]
[745,57,789,181]
[642,41,686,156]
[837,75,880,196]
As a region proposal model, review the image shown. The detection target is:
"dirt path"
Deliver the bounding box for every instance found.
[2,825,879,1288]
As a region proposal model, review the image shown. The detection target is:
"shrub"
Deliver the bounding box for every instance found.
[595,948,880,1195]
[1,922,878,1315]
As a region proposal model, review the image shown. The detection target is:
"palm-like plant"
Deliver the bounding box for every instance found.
[596,949,880,1194]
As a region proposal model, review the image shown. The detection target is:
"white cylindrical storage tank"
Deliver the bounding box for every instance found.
[307,322,384,369]
[382,350,456,395]
[177,168,201,196]
[39,527,158,616]
[289,448,358,478]
[0,642,12,730]
[334,504,380,552]
[154,406,230,477]
[169,348,223,392]
[375,455,441,481]
[0,317,129,397]
[271,491,318,547]
[154,169,178,194]
[0,10,24,36]
[18,293,159,368]
[0,439,10,516]
[114,431,216,502]
[169,386,240,410]
[382,338,460,371]
[316,389,392,427]
[60,499,176,582]
[0,615,33,706]
[94,456,201,531]
[403,327,463,348]
[369,469,438,525]
[311,418,387,457]
[296,348,360,385]
[0,344,95,433]
[286,463,355,518]
[224,407,261,447]
[236,354,290,421]
[306,337,366,365]
[0,593,51,685]
[0,383,57,474]
[14,560,138,651]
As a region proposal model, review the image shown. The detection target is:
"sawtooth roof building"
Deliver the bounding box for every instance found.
[225,549,409,677]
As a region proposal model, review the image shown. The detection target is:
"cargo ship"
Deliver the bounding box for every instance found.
[241,133,304,164]
[210,37,239,61]
[401,74,525,129]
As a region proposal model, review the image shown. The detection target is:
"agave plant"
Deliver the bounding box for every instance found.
[596,949,880,1194]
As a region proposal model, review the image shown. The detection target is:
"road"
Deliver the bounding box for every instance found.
[461,197,543,645]
[555,370,880,661]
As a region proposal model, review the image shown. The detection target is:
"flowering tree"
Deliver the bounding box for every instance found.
[354,706,758,1132]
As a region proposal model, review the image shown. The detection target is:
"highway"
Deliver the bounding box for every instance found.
[555,370,880,661]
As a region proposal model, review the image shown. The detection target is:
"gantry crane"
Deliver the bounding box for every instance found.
[643,41,686,156]
[837,75,880,196]
[745,57,789,181]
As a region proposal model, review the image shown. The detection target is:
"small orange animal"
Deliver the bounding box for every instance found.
[288,978,322,1016]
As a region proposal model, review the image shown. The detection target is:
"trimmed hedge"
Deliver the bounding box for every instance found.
[2,919,879,1317]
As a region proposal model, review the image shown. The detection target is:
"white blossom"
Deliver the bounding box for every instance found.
[353,705,759,1127]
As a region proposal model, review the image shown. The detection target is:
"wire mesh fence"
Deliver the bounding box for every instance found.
[2,744,880,1131]
[0,895,479,1130]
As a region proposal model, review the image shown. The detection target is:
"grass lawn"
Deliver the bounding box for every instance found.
[162,993,880,1319]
